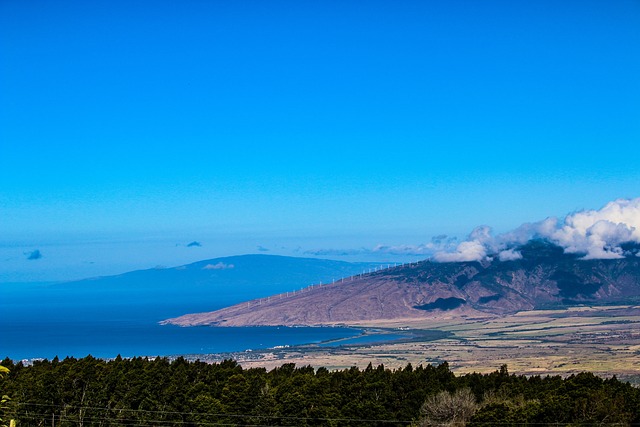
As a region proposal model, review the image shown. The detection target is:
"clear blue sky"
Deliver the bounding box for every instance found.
[2,0,639,281]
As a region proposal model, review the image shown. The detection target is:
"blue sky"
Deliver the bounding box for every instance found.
[2,0,639,281]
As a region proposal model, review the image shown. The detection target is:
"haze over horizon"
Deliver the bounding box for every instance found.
[2,0,639,282]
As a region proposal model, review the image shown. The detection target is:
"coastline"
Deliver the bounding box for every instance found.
[168,306,640,384]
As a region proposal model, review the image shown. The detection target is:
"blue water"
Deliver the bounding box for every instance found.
[0,283,361,361]
[2,320,361,361]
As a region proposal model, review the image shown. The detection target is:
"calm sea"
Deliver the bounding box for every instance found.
[0,283,362,361]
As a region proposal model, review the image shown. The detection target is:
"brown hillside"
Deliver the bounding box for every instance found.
[163,241,640,327]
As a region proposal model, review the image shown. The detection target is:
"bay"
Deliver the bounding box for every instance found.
[2,320,360,361]
[0,282,361,361]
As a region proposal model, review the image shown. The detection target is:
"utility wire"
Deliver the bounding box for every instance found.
[14,402,411,424]
[11,403,631,426]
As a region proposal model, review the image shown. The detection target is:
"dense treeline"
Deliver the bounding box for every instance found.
[1,356,640,426]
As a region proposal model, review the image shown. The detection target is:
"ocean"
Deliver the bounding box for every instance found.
[0,282,362,361]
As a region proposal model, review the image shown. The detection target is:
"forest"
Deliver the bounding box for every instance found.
[1,356,640,426]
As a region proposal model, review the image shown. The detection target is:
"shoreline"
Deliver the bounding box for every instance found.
[8,305,640,385]
[163,305,640,383]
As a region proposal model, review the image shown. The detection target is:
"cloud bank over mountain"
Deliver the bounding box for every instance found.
[434,198,640,262]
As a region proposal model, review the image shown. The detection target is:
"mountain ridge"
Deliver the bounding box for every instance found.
[163,240,640,327]
[51,254,379,289]
[7,254,383,321]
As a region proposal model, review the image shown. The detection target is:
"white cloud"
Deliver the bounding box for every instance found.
[434,239,488,262]
[304,237,459,258]
[432,226,495,262]
[549,199,640,259]
[372,243,437,255]
[498,248,523,261]
[434,197,640,262]
[202,262,234,270]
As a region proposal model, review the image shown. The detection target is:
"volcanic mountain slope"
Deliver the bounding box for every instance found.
[163,241,640,327]
[47,253,381,307]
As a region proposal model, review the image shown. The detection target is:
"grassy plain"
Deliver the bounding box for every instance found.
[200,305,640,382]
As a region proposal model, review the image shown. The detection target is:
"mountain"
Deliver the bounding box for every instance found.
[55,254,379,294]
[163,240,640,327]
[7,255,381,321]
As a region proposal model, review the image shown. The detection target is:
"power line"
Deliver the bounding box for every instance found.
[14,402,412,424]
[11,403,632,426]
